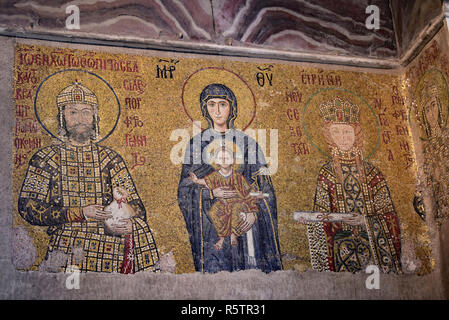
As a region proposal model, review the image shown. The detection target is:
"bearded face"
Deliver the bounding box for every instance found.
[63,103,96,144]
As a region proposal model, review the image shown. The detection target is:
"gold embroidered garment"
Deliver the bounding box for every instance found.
[309,158,402,273]
[204,170,259,237]
[18,142,159,272]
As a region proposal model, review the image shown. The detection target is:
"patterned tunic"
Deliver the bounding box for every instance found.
[204,170,259,237]
[308,159,402,273]
[18,142,159,273]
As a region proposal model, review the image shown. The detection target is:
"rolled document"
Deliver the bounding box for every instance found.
[292,211,353,223]
[249,192,269,197]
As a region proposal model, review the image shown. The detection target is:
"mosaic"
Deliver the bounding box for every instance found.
[12,43,432,274]
[407,31,449,227]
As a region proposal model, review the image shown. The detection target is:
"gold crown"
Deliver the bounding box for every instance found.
[56,81,98,108]
[319,97,360,124]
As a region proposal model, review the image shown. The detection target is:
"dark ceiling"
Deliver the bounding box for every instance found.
[0,0,444,60]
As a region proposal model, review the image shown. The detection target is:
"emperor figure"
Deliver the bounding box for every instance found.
[18,81,159,273]
[304,97,402,273]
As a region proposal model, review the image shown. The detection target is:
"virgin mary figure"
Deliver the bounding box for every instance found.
[177,83,283,273]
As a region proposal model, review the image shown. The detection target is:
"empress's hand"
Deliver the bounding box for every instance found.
[106,218,133,235]
[342,213,365,226]
[240,212,257,233]
[295,217,308,224]
[83,204,112,221]
[212,187,237,199]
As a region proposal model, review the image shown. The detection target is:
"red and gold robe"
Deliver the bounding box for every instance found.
[204,170,259,238]
[309,159,402,273]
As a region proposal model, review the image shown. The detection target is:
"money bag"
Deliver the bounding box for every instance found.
[104,187,135,231]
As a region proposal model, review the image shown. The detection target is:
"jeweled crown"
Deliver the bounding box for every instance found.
[319,97,360,124]
[56,81,98,108]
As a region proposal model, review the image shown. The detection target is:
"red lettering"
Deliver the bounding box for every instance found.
[125,133,147,147]
[14,137,41,150]
[285,90,302,103]
[125,97,141,110]
[286,108,300,121]
[123,78,146,94]
[387,149,394,161]
[15,105,30,118]
[15,88,33,100]
[15,118,39,134]
[291,142,310,155]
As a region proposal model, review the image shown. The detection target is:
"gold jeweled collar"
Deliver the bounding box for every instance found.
[331,147,362,162]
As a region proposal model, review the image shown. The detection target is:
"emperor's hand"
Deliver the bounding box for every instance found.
[83,204,112,221]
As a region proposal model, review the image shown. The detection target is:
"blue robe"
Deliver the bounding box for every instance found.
[177,128,282,273]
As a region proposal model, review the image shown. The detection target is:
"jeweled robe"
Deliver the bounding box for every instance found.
[18,142,159,273]
[309,158,402,273]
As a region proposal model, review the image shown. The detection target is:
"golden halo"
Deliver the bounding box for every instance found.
[34,69,120,142]
[413,68,449,137]
[204,139,244,171]
[181,67,256,131]
[302,88,380,159]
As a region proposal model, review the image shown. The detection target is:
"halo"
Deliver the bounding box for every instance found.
[34,69,120,143]
[203,139,244,171]
[181,67,256,131]
[412,68,449,138]
[302,88,380,160]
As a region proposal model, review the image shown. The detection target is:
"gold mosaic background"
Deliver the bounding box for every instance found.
[13,43,432,274]
[406,23,449,227]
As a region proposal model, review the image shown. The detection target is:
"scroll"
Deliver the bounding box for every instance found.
[292,211,354,223]
[249,192,269,198]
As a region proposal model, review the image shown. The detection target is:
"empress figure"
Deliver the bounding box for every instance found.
[307,97,401,273]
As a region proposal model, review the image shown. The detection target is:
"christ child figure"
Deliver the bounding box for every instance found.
[189,146,263,250]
